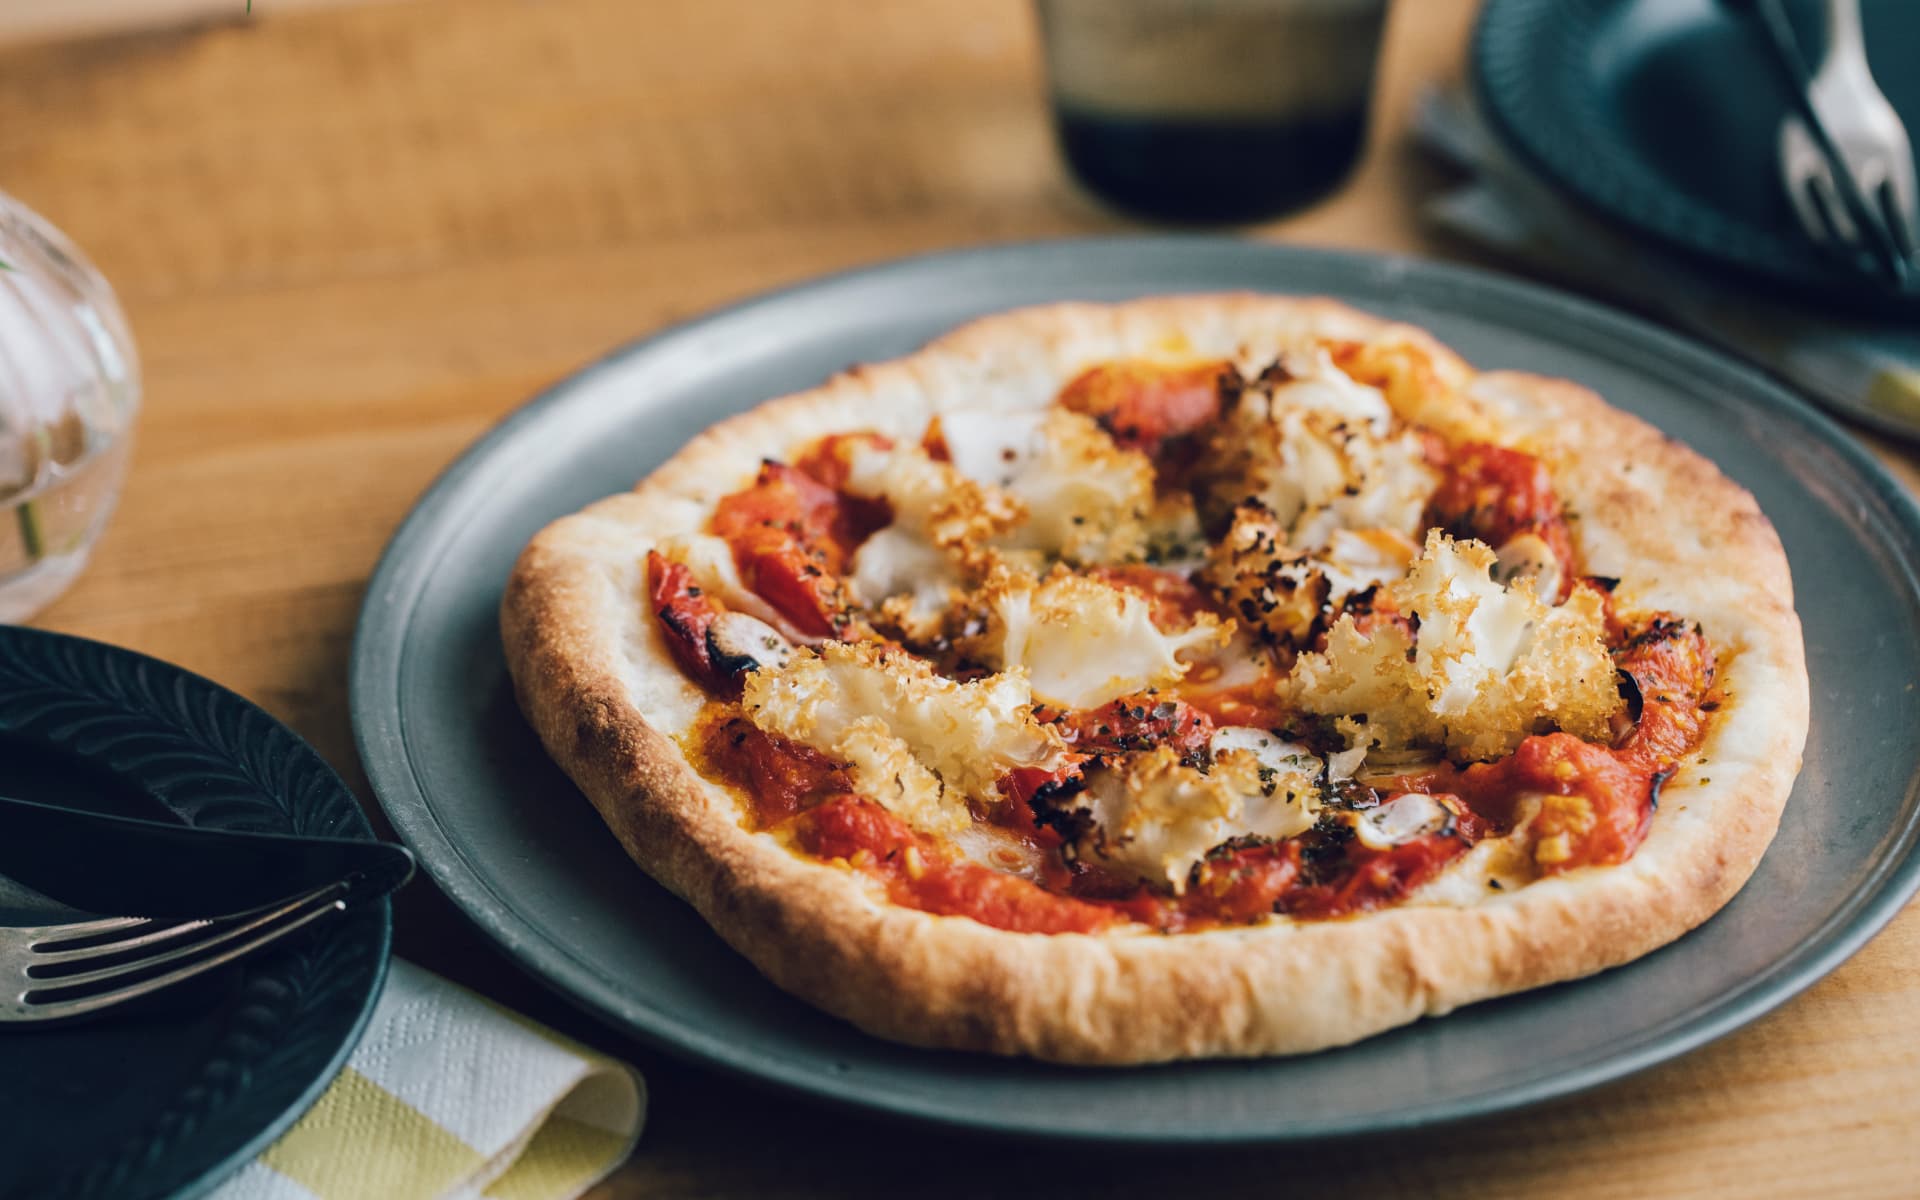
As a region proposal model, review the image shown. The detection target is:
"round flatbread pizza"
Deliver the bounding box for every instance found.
[501,295,1808,1064]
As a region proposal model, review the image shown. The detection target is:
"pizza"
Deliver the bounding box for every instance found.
[501,295,1808,1064]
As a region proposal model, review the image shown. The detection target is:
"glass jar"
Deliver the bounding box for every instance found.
[0,192,140,622]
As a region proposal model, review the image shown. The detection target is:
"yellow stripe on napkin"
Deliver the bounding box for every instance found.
[483,1117,634,1200]
[259,1067,483,1198]
[209,961,646,1200]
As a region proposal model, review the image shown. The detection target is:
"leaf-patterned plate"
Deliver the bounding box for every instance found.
[0,625,390,1200]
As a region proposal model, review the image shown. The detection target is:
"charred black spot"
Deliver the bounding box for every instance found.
[1296,818,1357,885]
[1648,766,1676,812]
[657,605,703,649]
[1616,669,1645,724]
[705,633,760,681]
[1256,358,1295,387]
[1217,365,1247,406]
[1029,773,1094,844]
[1325,776,1378,810]
[1624,615,1689,651]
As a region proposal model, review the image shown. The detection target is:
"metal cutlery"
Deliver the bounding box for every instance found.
[2,879,358,1023]
[1800,0,1920,263]
[0,793,414,1023]
[1746,0,1919,281]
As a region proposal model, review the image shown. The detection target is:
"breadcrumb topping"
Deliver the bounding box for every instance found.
[741,641,1066,833]
[1289,531,1622,761]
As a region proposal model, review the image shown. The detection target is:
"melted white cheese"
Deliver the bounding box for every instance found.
[1351,793,1453,850]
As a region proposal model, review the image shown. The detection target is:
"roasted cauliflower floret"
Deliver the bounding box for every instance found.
[1052,743,1322,893]
[838,439,1023,635]
[1201,502,1416,647]
[963,567,1229,710]
[1289,531,1621,762]
[741,641,1065,833]
[1197,349,1438,550]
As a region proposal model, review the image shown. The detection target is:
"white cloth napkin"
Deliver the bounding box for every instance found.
[1417,86,1920,440]
[207,961,645,1200]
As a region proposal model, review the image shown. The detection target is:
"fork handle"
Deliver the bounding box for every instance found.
[1820,0,1868,72]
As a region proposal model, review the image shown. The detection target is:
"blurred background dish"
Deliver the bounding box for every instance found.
[1474,0,1920,312]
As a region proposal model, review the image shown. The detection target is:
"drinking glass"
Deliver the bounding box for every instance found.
[1036,0,1392,223]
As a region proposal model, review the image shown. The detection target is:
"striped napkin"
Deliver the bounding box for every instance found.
[1416,86,1920,440]
[208,961,645,1200]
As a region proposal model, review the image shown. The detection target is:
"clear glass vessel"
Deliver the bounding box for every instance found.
[0,192,140,622]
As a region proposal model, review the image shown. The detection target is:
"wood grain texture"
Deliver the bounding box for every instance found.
[10,0,1917,1194]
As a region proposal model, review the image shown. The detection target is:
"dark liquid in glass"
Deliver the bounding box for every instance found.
[1053,103,1369,224]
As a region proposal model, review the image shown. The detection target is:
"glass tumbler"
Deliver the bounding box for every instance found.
[1037,0,1391,224]
[0,193,140,622]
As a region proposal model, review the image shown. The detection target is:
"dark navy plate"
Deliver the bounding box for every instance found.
[353,239,1920,1143]
[1475,0,1920,312]
[0,626,390,1200]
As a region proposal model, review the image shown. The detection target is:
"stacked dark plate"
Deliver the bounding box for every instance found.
[1475,0,1920,315]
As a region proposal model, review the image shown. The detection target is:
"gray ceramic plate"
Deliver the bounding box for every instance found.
[351,239,1920,1143]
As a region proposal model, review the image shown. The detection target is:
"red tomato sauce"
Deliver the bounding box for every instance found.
[1613,619,1718,774]
[647,550,735,696]
[1426,442,1576,601]
[1388,616,1715,874]
[796,796,1125,935]
[701,717,1123,933]
[1086,563,1217,629]
[1197,823,1479,924]
[1050,692,1216,758]
[1056,359,1229,459]
[1178,682,1290,731]
[702,717,853,825]
[709,460,883,637]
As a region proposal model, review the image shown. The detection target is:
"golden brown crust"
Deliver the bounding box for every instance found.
[500,295,1809,1064]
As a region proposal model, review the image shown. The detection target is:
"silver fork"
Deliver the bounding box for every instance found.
[1802,0,1920,264]
[1782,113,1874,255]
[1762,0,1920,275]
[0,879,352,1023]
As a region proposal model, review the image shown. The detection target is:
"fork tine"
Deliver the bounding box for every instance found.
[24,881,348,992]
[19,893,349,1021]
[1875,173,1920,262]
[1782,119,1840,247]
[1810,165,1861,245]
[29,917,218,964]
[18,915,153,944]
[1786,173,1833,246]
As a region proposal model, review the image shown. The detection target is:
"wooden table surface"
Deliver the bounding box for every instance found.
[9,0,1918,1195]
